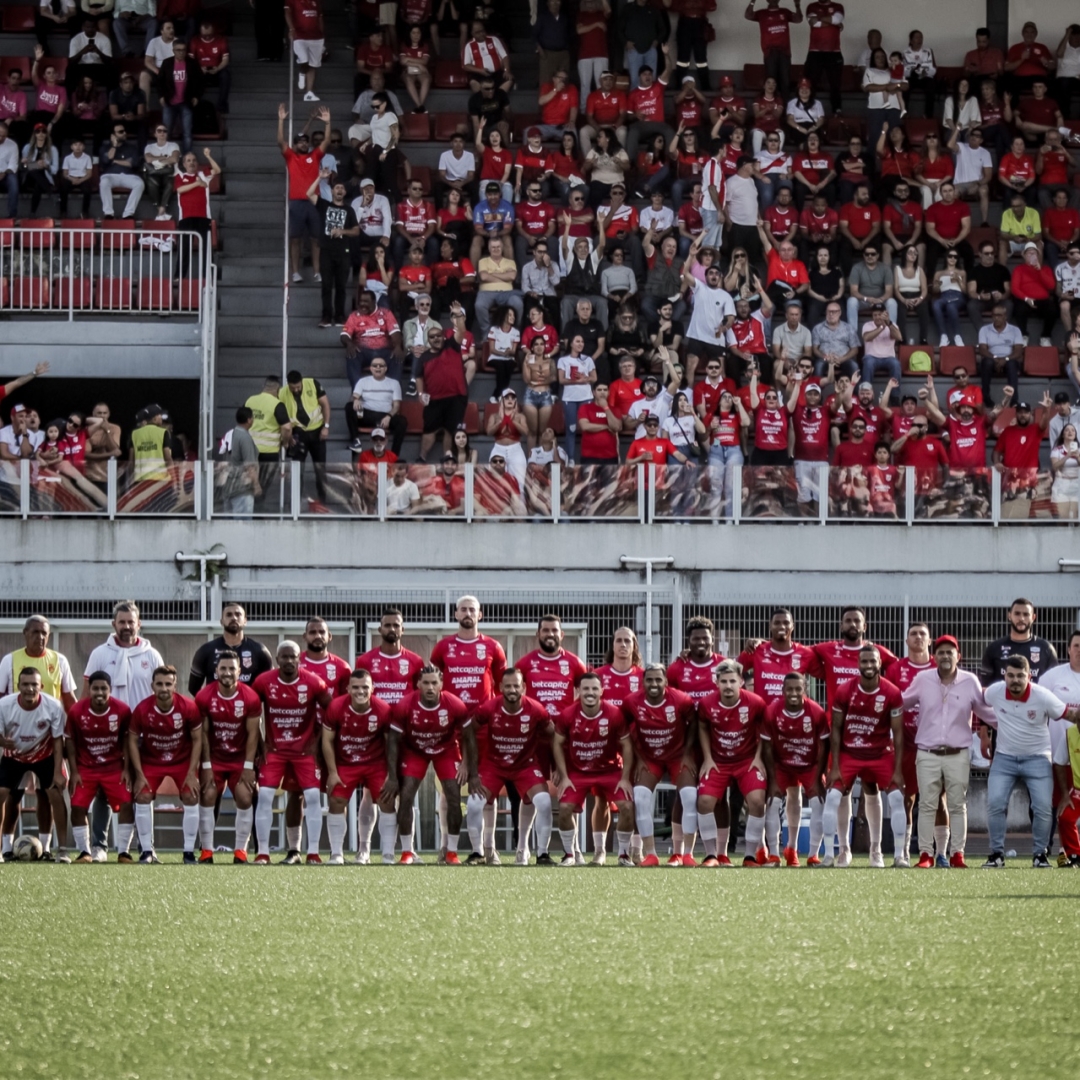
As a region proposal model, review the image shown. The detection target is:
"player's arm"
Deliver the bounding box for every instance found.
[697,714,716,777]
[760,735,779,797]
[551,728,573,796]
[321,723,342,795]
[383,726,402,801]
[828,705,844,784]
[889,707,904,789]
[128,728,149,797]
[184,723,203,798]
[617,734,634,798]
[65,724,80,793]
[459,721,480,789]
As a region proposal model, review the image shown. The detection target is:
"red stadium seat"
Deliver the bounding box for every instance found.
[904,117,939,147]
[1,6,35,32]
[7,276,49,309]
[400,399,424,434]
[433,112,468,141]
[482,402,500,431]
[967,225,996,251]
[18,219,55,248]
[56,276,93,309]
[97,277,132,309]
[100,218,136,250]
[742,64,764,92]
[463,401,480,434]
[59,220,96,250]
[433,61,468,88]
[138,278,173,310]
[400,112,431,141]
[1023,346,1061,378]
[409,165,432,195]
[939,345,976,376]
[549,399,565,436]
[138,218,176,234]
[899,344,936,375]
[0,218,14,245]
[177,279,203,310]
[1,56,31,82]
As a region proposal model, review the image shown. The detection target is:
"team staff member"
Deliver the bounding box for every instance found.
[245,375,290,510]
[278,369,332,505]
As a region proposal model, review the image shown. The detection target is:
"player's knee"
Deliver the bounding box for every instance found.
[696,795,715,815]
[135,791,153,804]
[328,797,348,814]
[180,790,199,806]
[745,791,765,815]
[200,787,217,808]
[234,790,253,811]
[531,791,551,814]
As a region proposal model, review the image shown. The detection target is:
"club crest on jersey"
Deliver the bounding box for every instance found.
[739,706,749,725]
[559,660,570,675]
[804,717,812,733]
[629,677,640,692]
[599,722,609,736]
[234,701,245,717]
[298,688,308,704]
[792,655,802,671]
[1031,648,1040,665]
[242,654,252,669]
[874,695,885,714]
[173,714,182,729]
[665,706,676,722]
[369,719,378,732]
[521,721,530,734]
[109,715,119,732]
[399,660,409,675]
[36,720,47,732]
[327,665,337,681]
[1028,710,1037,720]
[438,709,449,727]
[476,644,486,660]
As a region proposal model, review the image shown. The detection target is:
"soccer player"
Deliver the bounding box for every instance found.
[823,645,906,868]
[0,669,70,863]
[884,623,942,864]
[736,609,822,706]
[187,602,274,693]
[596,627,645,707]
[128,666,203,865]
[552,672,634,867]
[622,664,698,867]
[385,666,477,865]
[321,669,396,865]
[354,608,425,863]
[195,651,263,864]
[467,669,554,865]
[252,642,333,865]
[66,672,135,863]
[300,616,352,697]
[760,672,829,867]
[696,660,769,868]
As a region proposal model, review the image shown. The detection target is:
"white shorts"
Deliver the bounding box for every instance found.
[1007,238,1034,256]
[293,38,325,68]
[794,460,825,504]
[379,1,398,23]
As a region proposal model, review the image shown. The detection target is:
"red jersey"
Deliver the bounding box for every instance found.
[191,34,228,70]
[806,2,843,52]
[177,169,213,221]
[839,201,880,240]
[283,145,324,201]
[996,422,1043,469]
[299,652,351,698]
[1045,207,1080,243]
[697,688,766,763]
[595,664,644,708]
[944,415,989,469]
[883,199,923,239]
[286,0,322,39]
[695,378,737,420]
[1006,41,1054,78]
[323,694,392,765]
[764,204,799,243]
[667,653,724,702]
[355,42,394,70]
[868,463,899,514]
[516,145,553,185]
[998,152,1035,187]
[813,640,899,711]
[728,315,768,356]
[628,436,677,465]
[395,197,436,236]
[736,642,822,705]
[884,657,934,741]
[540,83,578,126]
[754,404,789,452]
[628,80,666,123]
[355,647,424,706]
[130,693,202,767]
[833,677,904,757]
[752,7,796,53]
[429,633,507,708]
[674,96,703,129]
[577,401,619,459]
[473,694,551,768]
[761,696,830,770]
[766,248,807,287]
[1039,148,1070,188]
[515,200,556,237]
[924,200,969,241]
[793,152,833,185]
[585,89,628,125]
[608,378,643,418]
[790,404,831,462]
[517,648,588,716]
[431,258,476,289]
[849,402,887,442]
[903,435,949,489]
[398,265,432,294]
[622,688,696,763]
[678,202,703,236]
[391,690,471,757]
[195,682,262,764]
[555,700,627,773]
[66,697,131,769]
[799,205,838,240]
[252,668,331,757]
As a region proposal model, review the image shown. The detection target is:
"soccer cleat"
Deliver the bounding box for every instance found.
[574,851,586,866]
[280,850,302,865]
[666,854,683,867]
[700,855,720,867]
[806,855,821,867]
[1032,851,1052,869]
[935,853,949,869]
[139,851,161,864]
[515,851,529,866]
[981,853,1005,869]
[1057,851,1069,868]
[631,850,643,866]
[717,854,733,867]
[328,854,345,865]
[949,852,968,869]
[306,854,323,865]
[589,852,606,867]
[444,851,461,865]
[822,855,836,868]
[836,847,852,868]
[465,851,485,866]
[117,851,134,863]
[91,846,108,863]
[536,852,556,866]
[763,854,781,868]
[558,854,577,867]
[199,849,214,864]
[54,850,71,864]
[755,848,769,865]
[893,854,911,868]
[868,847,885,869]
[742,856,758,867]
[783,846,800,867]
[399,851,423,865]
[681,854,698,867]
[1068,855,1080,868]
[254,854,271,865]
[641,853,661,867]
[617,854,634,867]
[75,851,93,864]
[183,851,198,865]
[38,849,55,862]
[233,850,249,864]
[485,850,502,866]
[354,851,371,865]
[916,852,934,869]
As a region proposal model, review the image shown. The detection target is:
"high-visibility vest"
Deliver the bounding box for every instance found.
[246,392,283,454]
[131,423,168,481]
[278,379,324,432]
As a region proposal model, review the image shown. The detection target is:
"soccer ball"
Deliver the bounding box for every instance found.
[12,835,43,862]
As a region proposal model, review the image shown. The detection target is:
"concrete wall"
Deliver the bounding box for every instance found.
[1008,3,1077,43]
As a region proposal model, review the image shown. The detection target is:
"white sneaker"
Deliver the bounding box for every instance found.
[313,272,322,282]
[590,851,607,866]
[292,272,302,283]
[485,849,502,866]
[514,851,529,865]
[1040,337,1052,347]
[574,851,586,866]
[303,91,320,102]
[91,845,108,864]
[328,853,345,865]
[893,854,911,868]
[558,854,576,867]
[381,853,395,864]
[836,847,852,868]
[297,72,304,90]
[939,334,949,347]
[155,212,171,221]
[953,335,964,347]
[823,854,836,867]
[869,846,885,868]
[354,851,371,865]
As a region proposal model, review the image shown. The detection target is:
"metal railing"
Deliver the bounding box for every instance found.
[1,225,210,318]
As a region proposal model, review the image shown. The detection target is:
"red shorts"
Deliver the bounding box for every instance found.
[637,754,696,784]
[774,763,822,795]
[259,751,322,791]
[559,768,629,811]
[400,744,460,782]
[901,746,918,796]
[832,749,898,792]
[331,761,388,800]
[478,760,547,804]
[71,764,131,810]
[209,761,255,796]
[140,762,197,797]
[699,758,768,800]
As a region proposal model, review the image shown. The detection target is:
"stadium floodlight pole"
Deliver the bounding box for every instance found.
[619,556,675,664]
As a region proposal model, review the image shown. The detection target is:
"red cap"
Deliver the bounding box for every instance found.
[719,75,734,87]
[933,635,960,653]
[798,78,812,89]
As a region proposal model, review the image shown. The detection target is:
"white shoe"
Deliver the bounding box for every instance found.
[313,272,322,282]
[381,853,395,864]
[590,851,607,866]
[836,847,852,868]
[303,91,320,102]
[1040,337,1052,347]
[893,854,911,868]
[91,845,108,863]
[155,212,171,221]
[869,846,885,868]
[354,851,371,865]
[298,72,304,90]
[823,854,836,867]
[574,851,586,866]
[939,334,949,347]
[515,851,529,865]
[292,272,302,283]
[558,854,577,867]
[953,335,964,347]
[328,853,345,865]
[485,849,501,866]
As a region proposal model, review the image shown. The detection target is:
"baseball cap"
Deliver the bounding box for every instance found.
[371,427,386,438]
[525,126,541,139]
[11,402,26,414]
[485,181,501,192]
[144,402,163,418]
[1054,391,1072,404]
[805,382,821,393]
[719,75,734,87]
[798,77,812,89]
[870,302,885,311]
[1023,241,1038,251]
[933,635,960,653]
[359,177,375,188]
[500,387,516,398]
[441,452,455,461]
[490,452,506,462]
[642,374,659,386]
[682,75,695,84]
[643,413,660,424]
[858,382,873,392]
[1016,401,1032,411]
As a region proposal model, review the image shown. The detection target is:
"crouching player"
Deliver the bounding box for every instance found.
[386,666,477,864]
[622,663,699,866]
[321,669,397,865]
[467,668,554,865]
[195,650,263,863]
[66,671,135,862]
[552,671,635,867]
[695,659,769,867]
[759,672,830,867]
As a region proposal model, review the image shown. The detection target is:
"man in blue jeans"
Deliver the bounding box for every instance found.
[860,303,902,383]
[982,654,1080,868]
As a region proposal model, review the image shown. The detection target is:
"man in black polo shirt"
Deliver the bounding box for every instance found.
[188,602,274,694]
[468,77,512,143]
[966,239,1012,331]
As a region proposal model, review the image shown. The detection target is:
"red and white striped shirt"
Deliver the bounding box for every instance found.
[462,36,507,72]
[175,167,212,220]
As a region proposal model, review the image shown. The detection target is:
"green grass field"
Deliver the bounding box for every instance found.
[4,858,1080,1080]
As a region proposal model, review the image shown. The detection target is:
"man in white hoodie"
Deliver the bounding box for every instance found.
[82,600,164,860]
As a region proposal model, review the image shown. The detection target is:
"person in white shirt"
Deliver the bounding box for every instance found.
[59,137,93,216]
[350,177,392,260]
[681,239,736,383]
[528,427,568,468]
[347,354,405,453]
[639,190,674,236]
[1041,631,1080,784]
[437,135,477,197]
[982,653,1080,867]
[625,373,673,437]
[901,30,938,118]
[0,404,45,482]
[143,122,180,219]
[0,121,21,217]
[722,155,762,267]
[140,19,176,97]
[1055,243,1080,325]
[947,126,992,226]
[385,461,421,514]
[700,148,725,249]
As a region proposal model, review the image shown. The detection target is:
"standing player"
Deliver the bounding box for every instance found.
[195,651,263,864]
[979,598,1059,686]
[321,669,396,865]
[695,660,769,868]
[467,669,554,865]
[760,672,829,867]
[354,608,424,863]
[251,642,333,865]
[0,669,70,863]
[823,646,906,868]
[66,672,135,863]
[385,666,477,865]
[737,609,822,706]
[300,616,352,697]
[552,672,634,867]
[622,664,698,867]
[596,627,645,708]
[128,666,203,865]
[187,602,274,693]
[884,623,944,865]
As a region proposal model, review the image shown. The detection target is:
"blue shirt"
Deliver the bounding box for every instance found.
[473,198,515,232]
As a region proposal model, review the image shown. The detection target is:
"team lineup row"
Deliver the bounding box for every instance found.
[3,597,1080,870]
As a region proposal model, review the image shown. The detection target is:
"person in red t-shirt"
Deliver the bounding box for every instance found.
[1036,132,1077,215]
[174,148,220,277]
[803,2,845,115]
[745,1,802,102]
[923,182,972,274]
[191,18,230,112]
[284,0,325,101]
[1004,23,1057,96]
[749,371,791,465]
[278,102,328,281]
[993,395,1052,510]
[891,417,948,492]
[832,413,874,467]
[998,136,1037,200]
[626,413,691,466]
[1011,243,1058,343]
[578,382,622,464]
